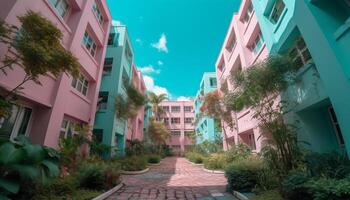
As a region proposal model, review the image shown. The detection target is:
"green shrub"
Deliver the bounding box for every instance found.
[76,162,106,190]
[185,152,205,164]
[225,143,251,163]
[255,167,279,192]
[32,175,78,199]
[204,153,227,170]
[33,189,101,200]
[281,170,311,200]
[120,155,147,171]
[104,161,121,188]
[251,190,283,200]
[147,154,161,164]
[225,156,264,192]
[305,177,350,200]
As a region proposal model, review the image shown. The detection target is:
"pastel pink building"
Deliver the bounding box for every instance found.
[126,64,146,143]
[0,0,111,148]
[215,0,268,152]
[159,101,195,155]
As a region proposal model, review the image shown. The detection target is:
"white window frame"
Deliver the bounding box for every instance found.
[92,1,104,25]
[184,106,193,112]
[171,106,181,113]
[251,32,264,55]
[59,119,78,139]
[171,118,180,124]
[71,74,89,96]
[82,31,97,57]
[269,0,285,24]
[289,38,312,68]
[49,0,69,18]
[243,2,254,23]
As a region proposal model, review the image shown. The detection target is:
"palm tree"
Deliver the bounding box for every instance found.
[148,92,167,121]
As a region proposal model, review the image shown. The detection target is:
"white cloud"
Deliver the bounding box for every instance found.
[176,96,192,101]
[143,75,169,96]
[138,65,160,74]
[135,38,143,45]
[151,33,168,53]
[157,60,164,66]
[112,20,122,26]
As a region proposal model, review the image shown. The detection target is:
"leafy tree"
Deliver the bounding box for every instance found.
[0,11,80,118]
[147,118,169,153]
[148,92,167,120]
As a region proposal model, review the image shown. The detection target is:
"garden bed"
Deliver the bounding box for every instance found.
[92,182,124,200]
[186,159,204,166]
[148,162,161,166]
[120,167,150,175]
[202,166,224,174]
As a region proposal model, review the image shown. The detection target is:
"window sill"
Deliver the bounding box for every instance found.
[334,17,350,41]
[43,0,72,34]
[70,89,91,104]
[81,44,98,66]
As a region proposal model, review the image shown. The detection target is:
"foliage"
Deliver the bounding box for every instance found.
[204,153,227,170]
[0,136,60,199]
[281,170,311,200]
[147,154,161,164]
[251,190,283,200]
[115,84,146,120]
[148,92,167,120]
[0,11,79,99]
[119,155,148,171]
[0,97,11,119]
[125,139,145,156]
[89,138,111,157]
[185,152,205,164]
[305,177,350,200]
[225,156,264,192]
[147,118,169,146]
[188,140,223,155]
[76,162,106,190]
[225,143,251,163]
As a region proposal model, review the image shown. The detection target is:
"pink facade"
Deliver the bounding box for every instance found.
[215,0,268,152]
[159,101,195,155]
[0,0,111,148]
[126,64,146,142]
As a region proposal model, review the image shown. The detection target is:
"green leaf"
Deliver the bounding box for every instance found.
[41,160,59,177]
[0,142,23,165]
[13,164,40,180]
[0,178,20,194]
[0,194,10,200]
[23,144,44,163]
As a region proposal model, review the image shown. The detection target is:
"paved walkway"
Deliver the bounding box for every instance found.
[107,157,236,200]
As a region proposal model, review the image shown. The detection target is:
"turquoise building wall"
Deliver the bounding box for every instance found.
[194,72,220,143]
[94,25,134,157]
[252,0,350,155]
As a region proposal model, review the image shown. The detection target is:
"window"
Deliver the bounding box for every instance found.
[218,59,226,72]
[71,74,89,96]
[125,43,133,63]
[171,118,180,124]
[171,130,181,136]
[289,38,312,69]
[251,32,264,55]
[184,106,193,112]
[243,2,254,23]
[185,118,193,124]
[328,107,345,146]
[269,0,285,24]
[82,31,97,57]
[163,118,169,124]
[248,133,256,150]
[60,119,78,139]
[171,106,181,113]
[108,33,115,45]
[98,91,109,110]
[162,106,170,112]
[226,31,236,51]
[92,1,104,25]
[0,105,32,140]
[185,131,193,137]
[103,58,113,75]
[49,0,69,18]
[210,78,217,87]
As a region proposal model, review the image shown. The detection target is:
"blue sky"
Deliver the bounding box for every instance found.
[107,0,240,100]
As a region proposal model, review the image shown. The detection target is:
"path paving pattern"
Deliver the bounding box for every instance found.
[107,157,236,200]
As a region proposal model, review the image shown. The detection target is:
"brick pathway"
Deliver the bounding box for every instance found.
[106,157,236,200]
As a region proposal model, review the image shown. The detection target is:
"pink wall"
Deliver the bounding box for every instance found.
[0,0,111,148]
[159,101,195,154]
[215,0,268,152]
[126,64,146,142]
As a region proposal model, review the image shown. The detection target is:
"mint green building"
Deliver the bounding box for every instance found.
[93,25,134,156]
[194,72,221,143]
[252,0,350,155]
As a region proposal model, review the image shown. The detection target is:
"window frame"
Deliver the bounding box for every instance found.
[82,31,97,57]
[185,118,193,124]
[248,133,256,150]
[243,2,254,24]
[92,1,104,25]
[171,106,181,113]
[171,130,181,137]
[98,91,109,110]
[71,74,89,96]
[48,0,70,18]
[171,117,181,124]
[289,38,313,69]
[269,0,286,24]
[59,119,78,139]
[103,58,113,75]
[251,32,264,55]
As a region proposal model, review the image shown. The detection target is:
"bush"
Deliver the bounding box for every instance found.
[33,189,101,200]
[120,155,147,171]
[76,162,107,190]
[147,154,161,164]
[185,152,205,164]
[251,190,283,200]
[225,156,264,192]
[104,161,121,189]
[281,170,312,200]
[305,177,350,200]
[204,153,227,170]
[225,143,251,163]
